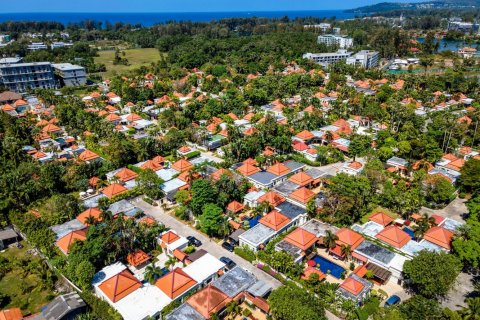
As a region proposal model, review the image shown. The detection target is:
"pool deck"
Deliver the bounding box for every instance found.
[313,249,350,284]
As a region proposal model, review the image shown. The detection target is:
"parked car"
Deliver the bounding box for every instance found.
[385,295,401,306]
[219,256,236,270]
[221,241,234,252]
[187,236,202,247]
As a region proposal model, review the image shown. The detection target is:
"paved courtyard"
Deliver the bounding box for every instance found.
[420,197,468,223]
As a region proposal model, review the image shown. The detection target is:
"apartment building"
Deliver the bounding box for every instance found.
[52,63,87,86]
[0,61,56,92]
[318,34,353,49]
[346,50,380,69]
[303,50,353,67]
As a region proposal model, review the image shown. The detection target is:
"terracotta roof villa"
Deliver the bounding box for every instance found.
[0,308,23,320]
[284,228,317,251]
[257,191,285,207]
[78,149,100,162]
[161,231,181,244]
[332,228,364,256]
[141,159,163,171]
[267,162,291,176]
[423,226,454,250]
[126,249,150,268]
[236,162,260,176]
[226,200,244,214]
[155,267,197,299]
[101,183,128,199]
[375,226,410,248]
[259,210,291,231]
[98,270,142,303]
[288,171,313,187]
[115,167,138,182]
[337,274,373,304]
[288,187,316,205]
[56,229,87,255]
[369,212,393,227]
[171,158,194,172]
[186,285,231,319]
[77,207,102,225]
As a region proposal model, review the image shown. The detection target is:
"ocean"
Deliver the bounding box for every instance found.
[0,11,356,27]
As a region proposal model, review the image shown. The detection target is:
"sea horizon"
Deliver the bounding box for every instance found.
[0,10,358,27]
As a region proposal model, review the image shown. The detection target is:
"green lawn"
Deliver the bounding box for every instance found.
[94,48,161,78]
[0,241,56,316]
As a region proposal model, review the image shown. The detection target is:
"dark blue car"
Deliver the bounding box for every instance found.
[385,295,401,306]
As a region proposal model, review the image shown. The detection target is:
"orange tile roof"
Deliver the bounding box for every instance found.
[424,226,454,250]
[152,156,165,164]
[89,176,100,186]
[295,130,314,141]
[116,168,138,182]
[126,249,150,267]
[42,123,61,133]
[301,267,326,281]
[78,150,100,162]
[340,277,364,296]
[375,226,410,248]
[138,216,156,225]
[259,210,290,231]
[336,228,364,250]
[257,191,285,207]
[126,113,142,122]
[178,145,191,153]
[101,183,128,199]
[445,158,465,171]
[77,207,102,225]
[267,163,290,176]
[289,187,316,204]
[99,270,141,302]
[348,161,363,170]
[243,127,258,136]
[0,308,23,320]
[227,200,244,213]
[227,112,238,120]
[353,265,368,278]
[211,168,232,181]
[288,172,314,187]
[243,158,257,166]
[171,159,194,172]
[236,163,260,176]
[284,228,317,251]
[140,160,163,171]
[155,267,197,299]
[105,113,120,122]
[32,151,47,159]
[161,231,180,244]
[14,99,28,106]
[173,249,188,261]
[186,285,231,318]
[369,212,393,227]
[56,229,87,255]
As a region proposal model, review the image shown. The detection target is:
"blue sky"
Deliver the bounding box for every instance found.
[2,0,425,13]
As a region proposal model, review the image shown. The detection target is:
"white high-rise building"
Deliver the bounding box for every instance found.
[318,35,353,49]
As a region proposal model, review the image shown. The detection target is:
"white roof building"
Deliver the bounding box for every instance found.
[182,253,226,284]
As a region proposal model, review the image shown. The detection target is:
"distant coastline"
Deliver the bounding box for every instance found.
[0,11,357,27]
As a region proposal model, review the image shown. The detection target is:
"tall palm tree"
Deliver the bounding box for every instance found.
[323,230,339,253]
[458,297,480,320]
[144,263,163,285]
[340,244,353,261]
[165,256,177,270]
[84,215,98,226]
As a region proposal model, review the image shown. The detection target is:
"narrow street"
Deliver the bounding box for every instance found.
[131,197,341,320]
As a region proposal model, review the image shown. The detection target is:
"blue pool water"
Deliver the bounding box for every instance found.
[248,215,261,228]
[312,255,346,279]
[403,227,415,239]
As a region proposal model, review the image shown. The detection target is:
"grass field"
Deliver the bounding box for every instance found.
[94,48,161,78]
[0,241,56,315]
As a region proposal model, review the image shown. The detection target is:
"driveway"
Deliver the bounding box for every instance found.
[131,197,282,290]
[131,197,340,320]
[420,197,468,223]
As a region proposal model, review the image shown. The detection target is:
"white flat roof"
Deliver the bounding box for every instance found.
[182,253,225,283]
[92,262,127,287]
[156,168,179,181]
[161,178,187,193]
[114,284,172,320]
[168,236,189,251]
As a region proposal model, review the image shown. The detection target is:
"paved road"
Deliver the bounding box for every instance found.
[131,197,282,290]
[420,197,468,223]
[132,197,340,320]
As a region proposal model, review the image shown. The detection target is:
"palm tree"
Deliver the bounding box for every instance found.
[225,301,242,319]
[323,230,338,253]
[144,263,163,285]
[84,215,98,226]
[340,244,353,261]
[458,297,480,320]
[165,256,177,270]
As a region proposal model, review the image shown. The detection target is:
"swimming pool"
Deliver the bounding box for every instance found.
[403,227,415,239]
[312,255,346,279]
